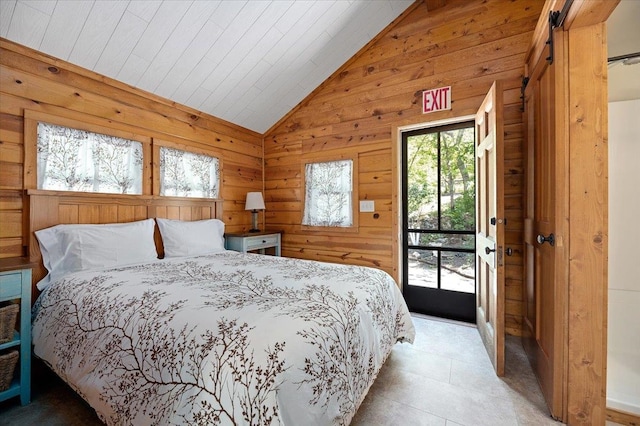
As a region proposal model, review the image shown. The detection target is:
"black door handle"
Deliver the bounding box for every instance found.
[536,233,555,246]
[506,247,513,256]
[485,246,496,255]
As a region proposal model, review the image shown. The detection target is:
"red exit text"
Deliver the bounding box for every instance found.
[422,86,451,114]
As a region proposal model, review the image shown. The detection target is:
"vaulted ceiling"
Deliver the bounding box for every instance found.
[0,0,414,133]
[2,1,636,134]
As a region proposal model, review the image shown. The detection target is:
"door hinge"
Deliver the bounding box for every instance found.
[546,0,574,64]
[546,11,560,64]
[520,76,529,112]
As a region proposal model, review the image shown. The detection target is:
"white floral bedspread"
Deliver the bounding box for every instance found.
[32,251,415,425]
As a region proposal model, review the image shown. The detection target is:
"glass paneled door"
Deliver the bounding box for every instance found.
[402,122,476,322]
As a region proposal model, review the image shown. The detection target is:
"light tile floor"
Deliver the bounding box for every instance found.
[0,313,621,425]
[351,313,562,426]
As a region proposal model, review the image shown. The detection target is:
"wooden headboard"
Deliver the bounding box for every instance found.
[28,189,224,293]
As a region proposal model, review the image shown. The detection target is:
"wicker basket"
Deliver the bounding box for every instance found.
[0,304,19,344]
[0,350,19,391]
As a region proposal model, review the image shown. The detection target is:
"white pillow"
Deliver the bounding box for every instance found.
[35,219,158,290]
[156,218,225,258]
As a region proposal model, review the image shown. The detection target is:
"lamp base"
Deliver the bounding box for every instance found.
[250,210,260,233]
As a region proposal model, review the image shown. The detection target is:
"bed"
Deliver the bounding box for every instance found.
[27,191,415,425]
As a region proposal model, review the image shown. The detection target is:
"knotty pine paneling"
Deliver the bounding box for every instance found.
[264,0,541,335]
[0,38,262,259]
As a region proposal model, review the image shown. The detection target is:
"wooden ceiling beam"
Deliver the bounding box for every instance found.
[564,0,620,29]
[424,0,447,11]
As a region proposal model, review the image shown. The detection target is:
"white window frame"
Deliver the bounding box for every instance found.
[153,138,222,199]
[301,155,358,232]
[24,109,152,194]
[158,146,220,198]
[35,122,144,195]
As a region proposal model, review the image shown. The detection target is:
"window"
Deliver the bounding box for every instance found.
[25,111,224,199]
[159,146,220,198]
[401,120,476,321]
[36,122,143,194]
[302,159,355,228]
[403,121,476,295]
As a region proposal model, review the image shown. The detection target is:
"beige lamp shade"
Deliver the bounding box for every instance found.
[245,192,265,210]
[245,192,265,232]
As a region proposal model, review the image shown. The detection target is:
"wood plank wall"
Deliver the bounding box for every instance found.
[264,0,544,335]
[0,38,263,259]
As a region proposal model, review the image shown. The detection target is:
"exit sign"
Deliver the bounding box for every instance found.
[422,86,451,114]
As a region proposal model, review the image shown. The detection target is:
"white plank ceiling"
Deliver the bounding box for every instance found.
[0,0,413,133]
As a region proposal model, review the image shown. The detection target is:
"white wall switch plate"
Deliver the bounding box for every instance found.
[359,200,375,212]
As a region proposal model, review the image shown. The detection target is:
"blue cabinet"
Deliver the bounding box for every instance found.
[0,260,32,405]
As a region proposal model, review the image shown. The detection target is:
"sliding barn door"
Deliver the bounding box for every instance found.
[522,27,567,421]
[521,2,613,423]
[475,81,505,376]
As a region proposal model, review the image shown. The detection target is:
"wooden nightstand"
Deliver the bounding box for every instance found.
[0,257,34,406]
[225,230,282,256]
